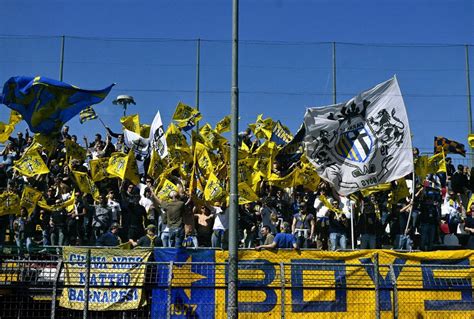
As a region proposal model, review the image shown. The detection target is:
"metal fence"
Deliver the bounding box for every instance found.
[0,250,473,318]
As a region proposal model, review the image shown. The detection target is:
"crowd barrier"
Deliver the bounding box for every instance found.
[0,248,473,318]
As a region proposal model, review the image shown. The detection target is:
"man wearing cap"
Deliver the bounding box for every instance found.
[96,223,121,246]
[255,222,297,250]
[130,224,162,248]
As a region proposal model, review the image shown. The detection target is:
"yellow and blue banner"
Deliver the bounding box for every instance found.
[0,76,114,134]
[152,249,474,318]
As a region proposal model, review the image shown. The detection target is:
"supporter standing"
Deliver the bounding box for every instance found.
[356,198,379,249]
[49,200,68,247]
[328,199,348,251]
[91,194,112,241]
[417,187,441,251]
[194,205,214,247]
[155,190,185,248]
[291,202,315,248]
[211,202,228,249]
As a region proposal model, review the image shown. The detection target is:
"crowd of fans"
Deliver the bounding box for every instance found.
[1,125,474,255]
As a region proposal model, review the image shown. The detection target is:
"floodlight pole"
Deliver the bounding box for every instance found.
[465,45,473,167]
[228,0,239,317]
[196,38,201,132]
[59,35,65,81]
[332,41,337,104]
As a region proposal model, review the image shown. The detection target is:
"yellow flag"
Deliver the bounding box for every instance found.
[172,102,202,129]
[38,193,75,213]
[416,152,446,179]
[72,171,100,200]
[139,124,151,138]
[249,114,274,140]
[168,145,193,165]
[294,164,321,190]
[469,134,474,148]
[13,149,50,177]
[215,115,231,134]
[120,114,140,133]
[199,124,226,149]
[125,151,140,185]
[236,182,259,205]
[204,172,225,202]
[319,194,344,215]
[0,122,14,143]
[360,183,392,198]
[390,178,410,205]
[0,191,21,216]
[429,152,446,174]
[64,139,86,161]
[0,111,23,143]
[107,152,128,180]
[147,149,165,180]
[467,194,474,212]
[166,123,188,148]
[9,111,22,126]
[89,157,110,182]
[236,158,257,185]
[156,179,178,201]
[194,142,214,177]
[252,141,277,178]
[32,133,59,156]
[268,170,296,189]
[20,186,43,216]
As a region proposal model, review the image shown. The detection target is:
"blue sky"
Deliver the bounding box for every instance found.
[0,0,472,156]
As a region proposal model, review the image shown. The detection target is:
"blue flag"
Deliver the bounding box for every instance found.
[0,76,114,134]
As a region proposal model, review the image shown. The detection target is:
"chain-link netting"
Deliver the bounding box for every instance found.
[1,248,473,318]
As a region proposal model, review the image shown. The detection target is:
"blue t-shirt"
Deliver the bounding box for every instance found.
[273,232,296,248]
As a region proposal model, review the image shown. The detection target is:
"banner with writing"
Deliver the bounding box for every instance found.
[59,247,151,311]
[152,249,474,318]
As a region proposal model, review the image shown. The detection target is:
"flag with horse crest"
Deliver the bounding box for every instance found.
[304,77,413,195]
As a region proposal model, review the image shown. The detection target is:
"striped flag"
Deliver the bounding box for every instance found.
[79,107,98,124]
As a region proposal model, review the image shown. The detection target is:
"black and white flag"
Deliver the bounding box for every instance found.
[149,110,168,159]
[304,77,413,195]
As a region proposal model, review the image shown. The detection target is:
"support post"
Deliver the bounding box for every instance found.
[374,253,380,319]
[83,249,91,319]
[389,265,399,319]
[227,0,239,318]
[167,261,174,319]
[280,262,286,319]
[50,259,63,319]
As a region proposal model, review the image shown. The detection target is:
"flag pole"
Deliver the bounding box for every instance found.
[404,170,416,240]
[465,45,473,168]
[59,35,65,81]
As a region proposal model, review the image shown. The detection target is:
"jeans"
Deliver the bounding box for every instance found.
[420,223,436,251]
[360,234,376,249]
[168,226,184,248]
[329,232,347,251]
[50,227,65,247]
[211,229,228,249]
[394,234,412,251]
[161,231,170,247]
